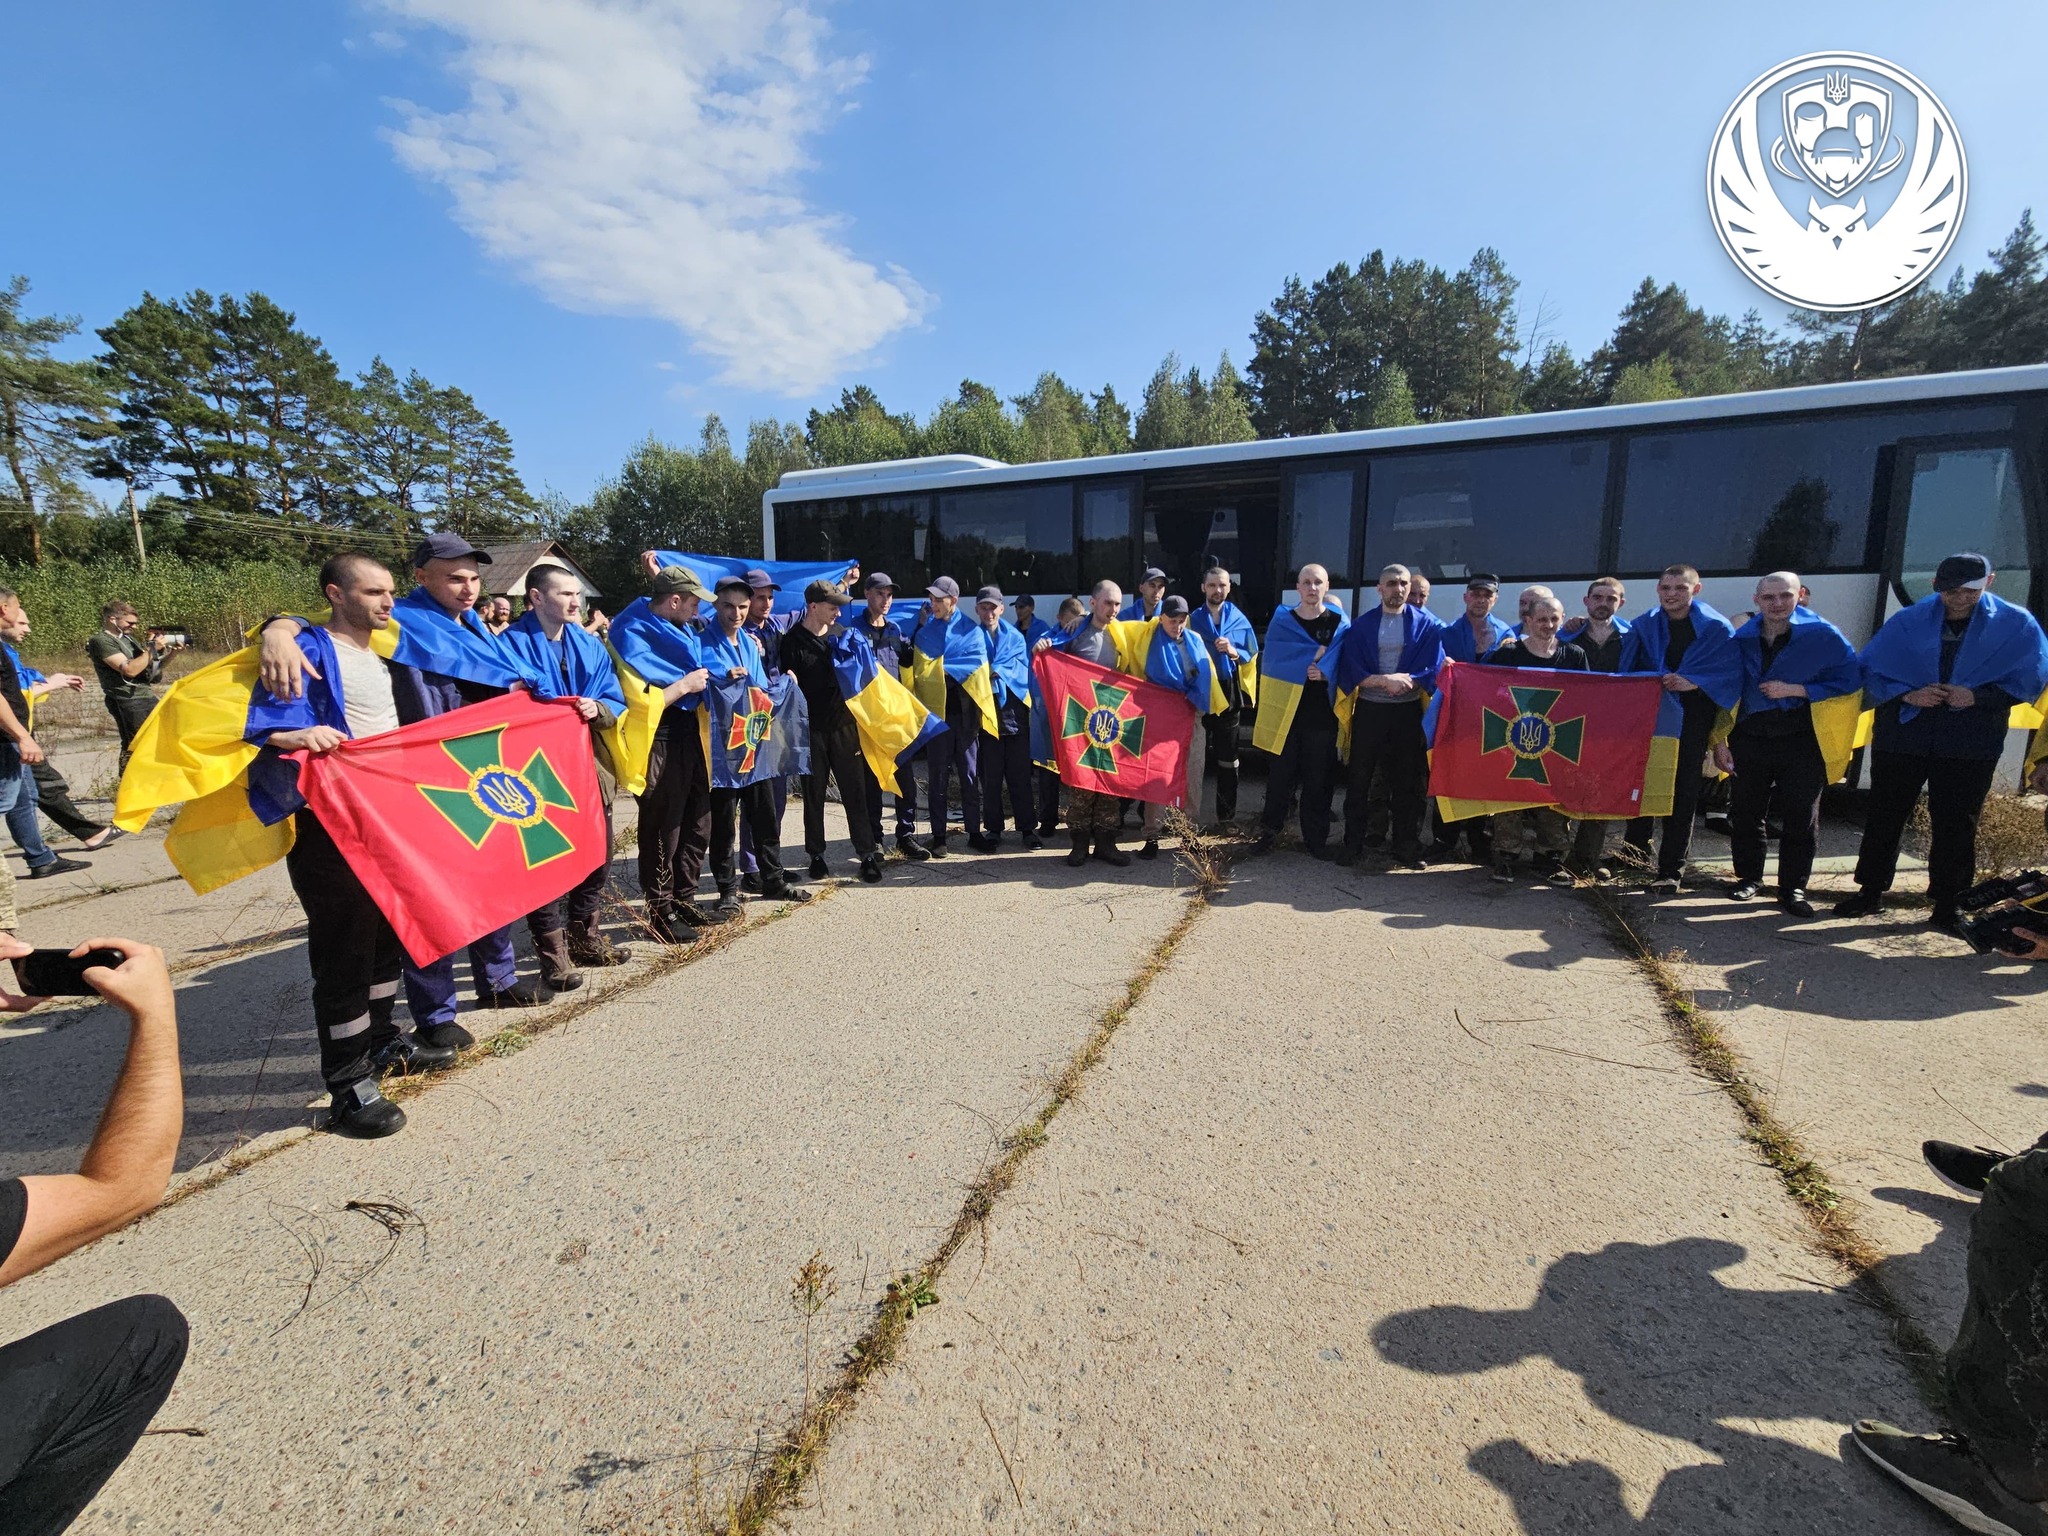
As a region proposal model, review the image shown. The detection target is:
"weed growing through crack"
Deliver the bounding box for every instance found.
[1163,806,1228,894]
[789,1250,838,1425]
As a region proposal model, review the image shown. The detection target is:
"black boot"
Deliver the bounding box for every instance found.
[1066,831,1090,868]
[1093,838,1132,868]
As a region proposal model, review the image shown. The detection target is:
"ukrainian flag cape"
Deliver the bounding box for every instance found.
[1859,592,2048,729]
[1439,612,1513,666]
[1250,605,1350,756]
[1028,619,1155,767]
[1621,600,1744,709]
[985,618,1035,708]
[909,610,998,736]
[607,597,710,793]
[1729,607,1865,783]
[830,628,945,794]
[113,625,384,892]
[2026,690,2048,777]
[388,587,552,695]
[1188,600,1259,705]
[500,611,652,791]
[1143,622,1225,715]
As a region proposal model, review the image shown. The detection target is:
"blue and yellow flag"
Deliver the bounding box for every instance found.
[908,610,998,735]
[653,551,855,616]
[831,629,945,793]
[1250,606,1350,755]
[704,674,809,788]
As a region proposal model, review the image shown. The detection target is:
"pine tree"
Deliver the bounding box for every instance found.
[0,276,109,564]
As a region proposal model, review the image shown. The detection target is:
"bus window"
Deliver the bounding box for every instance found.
[1143,471,1281,617]
[775,494,933,594]
[1287,469,1354,589]
[1080,484,1133,591]
[936,483,1075,594]
[1364,439,1605,580]
[1618,405,2014,574]
[1897,444,2032,609]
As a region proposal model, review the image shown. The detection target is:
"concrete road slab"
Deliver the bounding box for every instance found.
[0,843,1188,1533]
[793,860,1945,1535]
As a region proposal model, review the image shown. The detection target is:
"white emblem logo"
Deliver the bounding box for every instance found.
[1708,52,1966,312]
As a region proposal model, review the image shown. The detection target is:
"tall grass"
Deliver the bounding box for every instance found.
[0,557,323,659]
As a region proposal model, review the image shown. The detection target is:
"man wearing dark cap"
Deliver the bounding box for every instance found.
[1428,573,1514,862]
[702,576,810,916]
[608,564,717,943]
[1837,553,2048,931]
[846,572,927,859]
[1137,595,1211,855]
[1120,568,1169,622]
[904,575,983,858]
[781,581,884,882]
[970,586,1039,852]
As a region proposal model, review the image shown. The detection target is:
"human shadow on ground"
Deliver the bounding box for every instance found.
[1372,1237,1947,1534]
[1644,895,2048,1024]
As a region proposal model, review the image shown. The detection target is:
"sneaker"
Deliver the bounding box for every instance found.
[1545,865,1575,887]
[1778,890,1815,918]
[896,836,931,862]
[25,855,89,879]
[1851,1420,2048,1536]
[1833,888,1885,918]
[1648,875,1681,895]
[807,855,830,880]
[327,1078,406,1138]
[645,908,689,947]
[1728,880,1761,901]
[1923,1140,2007,1196]
[1138,840,1159,860]
[418,1021,475,1051]
[859,853,884,884]
[764,884,812,904]
[1489,859,1515,885]
[370,1032,458,1075]
[1023,834,1043,851]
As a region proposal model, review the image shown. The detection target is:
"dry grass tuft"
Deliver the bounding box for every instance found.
[1909,789,2048,880]
[1162,806,1229,894]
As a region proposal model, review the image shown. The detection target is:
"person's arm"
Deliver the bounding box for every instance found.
[257,617,319,700]
[2002,925,2048,962]
[264,726,347,754]
[0,690,42,764]
[661,669,709,706]
[102,643,159,680]
[1,938,180,1287]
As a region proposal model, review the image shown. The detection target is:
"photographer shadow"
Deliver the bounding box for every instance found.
[1371,1236,1948,1533]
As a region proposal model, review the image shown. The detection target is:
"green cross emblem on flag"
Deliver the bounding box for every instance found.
[418,725,581,869]
[1481,686,1586,785]
[1061,679,1147,774]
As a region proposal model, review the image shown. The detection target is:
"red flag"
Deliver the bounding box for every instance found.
[1034,650,1195,807]
[1427,660,1666,816]
[292,692,606,965]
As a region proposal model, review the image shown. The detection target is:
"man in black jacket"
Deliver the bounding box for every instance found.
[781,582,884,884]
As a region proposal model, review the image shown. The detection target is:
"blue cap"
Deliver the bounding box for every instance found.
[412,531,491,569]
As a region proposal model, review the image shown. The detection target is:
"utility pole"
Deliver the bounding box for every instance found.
[127,478,146,566]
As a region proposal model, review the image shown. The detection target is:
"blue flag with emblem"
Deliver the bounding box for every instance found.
[704,673,811,788]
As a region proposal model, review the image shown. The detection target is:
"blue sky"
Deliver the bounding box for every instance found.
[8,2,2044,503]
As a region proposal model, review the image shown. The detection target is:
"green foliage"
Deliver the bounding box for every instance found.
[0,277,112,564]
[1606,355,1685,405]
[0,554,322,656]
[1135,352,1258,449]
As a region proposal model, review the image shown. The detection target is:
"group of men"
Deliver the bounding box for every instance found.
[1247,551,2048,936]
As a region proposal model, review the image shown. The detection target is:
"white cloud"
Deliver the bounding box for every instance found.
[377,0,927,394]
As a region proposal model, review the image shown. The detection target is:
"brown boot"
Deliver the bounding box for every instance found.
[568,912,631,967]
[533,928,584,993]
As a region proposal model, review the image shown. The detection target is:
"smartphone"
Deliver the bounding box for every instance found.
[17,948,125,996]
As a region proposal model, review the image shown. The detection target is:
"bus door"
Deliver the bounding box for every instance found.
[1881,435,2037,627]
[1141,469,1282,626]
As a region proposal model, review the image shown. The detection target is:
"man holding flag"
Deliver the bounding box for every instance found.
[1837,553,2048,932]
[1190,565,1257,827]
[847,573,928,861]
[1137,595,1216,858]
[502,564,632,981]
[1252,565,1349,859]
[1042,580,1139,866]
[1712,573,1862,917]
[261,533,559,1043]
[608,566,716,945]
[971,586,1039,853]
[701,576,811,917]
[1620,564,1743,893]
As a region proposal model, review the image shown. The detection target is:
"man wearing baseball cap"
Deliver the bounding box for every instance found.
[845,572,928,860]
[736,568,796,892]
[1119,567,1170,623]
[701,576,810,915]
[969,586,1039,852]
[904,576,985,857]
[1838,553,2048,932]
[781,581,884,882]
[608,565,717,943]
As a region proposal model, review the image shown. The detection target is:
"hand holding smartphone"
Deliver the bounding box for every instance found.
[17,948,128,996]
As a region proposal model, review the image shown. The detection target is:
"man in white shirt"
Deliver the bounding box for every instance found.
[253,553,427,1139]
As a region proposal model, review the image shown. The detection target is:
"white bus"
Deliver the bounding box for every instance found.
[763,364,2047,650]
